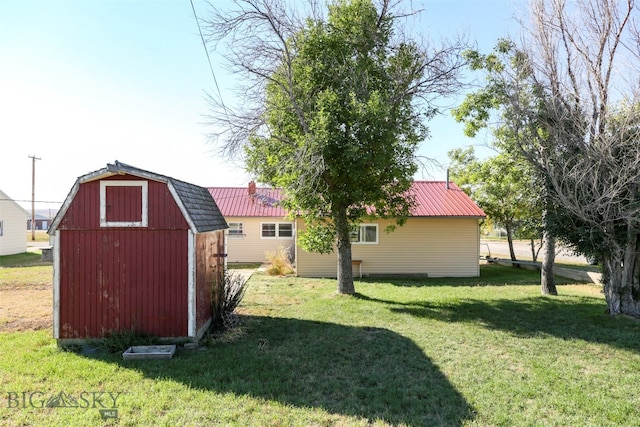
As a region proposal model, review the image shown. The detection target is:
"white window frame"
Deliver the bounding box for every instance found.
[0,220,3,236]
[260,222,294,240]
[100,181,148,227]
[277,223,293,238]
[227,222,244,237]
[351,224,378,244]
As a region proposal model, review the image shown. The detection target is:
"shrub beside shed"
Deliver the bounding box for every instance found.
[48,161,227,343]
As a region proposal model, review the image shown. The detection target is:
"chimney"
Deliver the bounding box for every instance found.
[446,169,450,190]
[248,181,256,196]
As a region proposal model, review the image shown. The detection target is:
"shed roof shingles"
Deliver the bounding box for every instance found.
[170,179,227,233]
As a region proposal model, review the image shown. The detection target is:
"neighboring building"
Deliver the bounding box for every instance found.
[210,181,486,278]
[49,161,227,342]
[0,188,29,256]
[209,183,294,263]
[27,210,58,231]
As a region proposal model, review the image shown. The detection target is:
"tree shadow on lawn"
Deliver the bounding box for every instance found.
[366,294,640,353]
[368,264,576,288]
[107,317,474,426]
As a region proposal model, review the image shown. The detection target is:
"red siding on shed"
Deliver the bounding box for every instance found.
[56,174,192,339]
[58,229,188,338]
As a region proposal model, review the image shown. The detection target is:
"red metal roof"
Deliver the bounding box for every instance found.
[208,186,288,217]
[409,181,485,217]
[208,181,485,218]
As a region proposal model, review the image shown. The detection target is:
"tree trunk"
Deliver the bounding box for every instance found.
[335,210,355,295]
[540,230,557,295]
[603,229,640,317]
[505,221,517,263]
[530,238,538,263]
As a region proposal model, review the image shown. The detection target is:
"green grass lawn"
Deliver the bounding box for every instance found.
[2,265,640,426]
[0,253,52,288]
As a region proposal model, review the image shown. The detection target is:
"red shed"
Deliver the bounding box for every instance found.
[48,161,227,343]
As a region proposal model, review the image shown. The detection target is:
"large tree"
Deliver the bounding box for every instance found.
[452,39,559,295]
[205,0,465,294]
[454,1,640,311]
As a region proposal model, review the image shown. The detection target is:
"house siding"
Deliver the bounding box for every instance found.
[295,217,480,278]
[225,216,295,263]
[0,191,28,256]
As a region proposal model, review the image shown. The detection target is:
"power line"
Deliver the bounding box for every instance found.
[0,198,62,204]
[189,0,229,119]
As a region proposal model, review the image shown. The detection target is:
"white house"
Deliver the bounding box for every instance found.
[0,188,29,256]
[210,181,486,277]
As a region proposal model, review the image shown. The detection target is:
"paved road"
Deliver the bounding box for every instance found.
[480,239,588,264]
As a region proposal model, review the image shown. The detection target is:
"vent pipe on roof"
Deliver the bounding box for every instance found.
[446,169,450,190]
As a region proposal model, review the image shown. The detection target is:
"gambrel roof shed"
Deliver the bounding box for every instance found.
[49,161,227,342]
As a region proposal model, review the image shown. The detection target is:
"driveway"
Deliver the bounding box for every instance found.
[480,240,588,264]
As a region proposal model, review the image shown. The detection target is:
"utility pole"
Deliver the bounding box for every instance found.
[28,155,41,241]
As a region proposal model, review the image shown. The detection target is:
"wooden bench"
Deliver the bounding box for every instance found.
[352,260,362,279]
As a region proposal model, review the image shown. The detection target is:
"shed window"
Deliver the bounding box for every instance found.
[351,224,378,244]
[261,222,294,239]
[100,181,148,227]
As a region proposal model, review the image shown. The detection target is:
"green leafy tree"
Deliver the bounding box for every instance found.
[451,39,559,295]
[206,0,466,294]
[452,0,640,309]
[448,147,542,264]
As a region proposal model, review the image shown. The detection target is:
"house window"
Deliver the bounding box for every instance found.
[278,223,293,238]
[100,181,148,227]
[261,222,294,239]
[351,224,378,244]
[261,223,276,238]
[228,222,244,236]
[0,220,3,236]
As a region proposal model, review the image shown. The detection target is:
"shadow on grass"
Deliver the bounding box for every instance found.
[364,264,578,288]
[381,295,640,353]
[101,317,474,426]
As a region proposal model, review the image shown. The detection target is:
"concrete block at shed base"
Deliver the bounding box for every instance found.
[122,345,176,360]
[41,247,53,262]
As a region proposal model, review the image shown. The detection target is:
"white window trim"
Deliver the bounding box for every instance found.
[0,220,3,236]
[227,222,244,237]
[100,180,148,227]
[260,222,294,240]
[351,223,378,244]
[277,223,294,239]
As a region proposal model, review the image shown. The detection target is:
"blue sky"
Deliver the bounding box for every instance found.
[0,0,523,210]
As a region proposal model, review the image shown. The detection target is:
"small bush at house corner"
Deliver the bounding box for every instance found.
[264,246,294,276]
